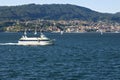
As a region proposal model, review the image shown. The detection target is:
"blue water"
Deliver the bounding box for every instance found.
[0,32,120,80]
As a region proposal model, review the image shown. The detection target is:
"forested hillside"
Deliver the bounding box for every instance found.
[0,4,119,22]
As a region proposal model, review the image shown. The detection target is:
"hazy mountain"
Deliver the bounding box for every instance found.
[115,12,120,16]
[0,4,119,22]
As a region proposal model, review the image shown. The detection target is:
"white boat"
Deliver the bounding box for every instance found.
[18,32,54,46]
[60,31,64,35]
[115,31,119,33]
[99,29,103,35]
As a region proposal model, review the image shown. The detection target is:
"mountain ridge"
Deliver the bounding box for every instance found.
[0,4,119,22]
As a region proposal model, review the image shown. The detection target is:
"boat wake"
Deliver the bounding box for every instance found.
[0,43,18,45]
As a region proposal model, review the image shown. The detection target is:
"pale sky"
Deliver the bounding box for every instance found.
[0,0,119,13]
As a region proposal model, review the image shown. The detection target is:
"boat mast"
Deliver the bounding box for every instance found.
[34,24,37,35]
[24,21,28,37]
[24,29,27,37]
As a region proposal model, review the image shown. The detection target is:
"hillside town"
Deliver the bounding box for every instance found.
[2,19,120,33]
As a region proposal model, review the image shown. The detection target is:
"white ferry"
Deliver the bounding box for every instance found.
[18,32,54,46]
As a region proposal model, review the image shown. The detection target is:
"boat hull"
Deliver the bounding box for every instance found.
[18,41,53,46]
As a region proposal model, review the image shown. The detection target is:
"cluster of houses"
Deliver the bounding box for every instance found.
[5,20,120,33]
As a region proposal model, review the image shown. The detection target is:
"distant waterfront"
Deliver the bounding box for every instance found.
[0,20,120,33]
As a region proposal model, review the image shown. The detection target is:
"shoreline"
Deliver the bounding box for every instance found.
[0,30,120,34]
[0,31,120,33]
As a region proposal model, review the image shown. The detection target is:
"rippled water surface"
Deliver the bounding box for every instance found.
[0,32,120,80]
